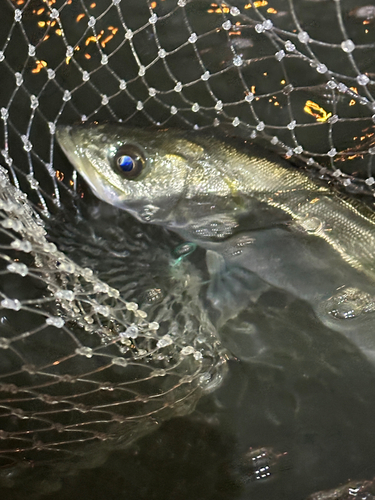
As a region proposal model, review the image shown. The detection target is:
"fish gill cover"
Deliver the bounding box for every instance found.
[0,0,375,498]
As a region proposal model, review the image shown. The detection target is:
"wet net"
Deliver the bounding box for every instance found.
[0,0,375,495]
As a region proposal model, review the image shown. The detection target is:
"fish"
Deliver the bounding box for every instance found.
[56,124,375,363]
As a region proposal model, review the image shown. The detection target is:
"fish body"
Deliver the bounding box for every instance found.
[57,124,375,361]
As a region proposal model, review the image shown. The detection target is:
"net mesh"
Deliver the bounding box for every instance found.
[0,0,375,494]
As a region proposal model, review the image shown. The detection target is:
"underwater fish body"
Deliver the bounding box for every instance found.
[57,124,375,362]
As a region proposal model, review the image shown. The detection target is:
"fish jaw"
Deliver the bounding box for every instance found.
[56,125,129,208]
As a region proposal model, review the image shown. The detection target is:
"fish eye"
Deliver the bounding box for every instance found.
[113,145,145,179]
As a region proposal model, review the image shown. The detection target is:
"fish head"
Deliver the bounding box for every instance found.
[56,124,202,225]
[56,124,243,234]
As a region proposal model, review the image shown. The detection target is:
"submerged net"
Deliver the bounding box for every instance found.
[0,164,226,470]
[0,0,375,495]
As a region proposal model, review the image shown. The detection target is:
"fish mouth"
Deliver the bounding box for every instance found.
[56,124,100,184]
[56,125,120,203]
[56,125,86,173]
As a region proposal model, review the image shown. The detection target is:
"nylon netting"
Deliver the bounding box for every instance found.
[0,0,375,495]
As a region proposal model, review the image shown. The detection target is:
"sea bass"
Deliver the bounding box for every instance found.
[57,124,375,362]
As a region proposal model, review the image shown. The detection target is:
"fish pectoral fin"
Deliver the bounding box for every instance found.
[205,250,269,325]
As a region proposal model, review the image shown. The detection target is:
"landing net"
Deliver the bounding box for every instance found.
[0,0,374,483]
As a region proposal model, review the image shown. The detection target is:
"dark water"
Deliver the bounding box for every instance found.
[2,0,375,498]
[2,199,375,500]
